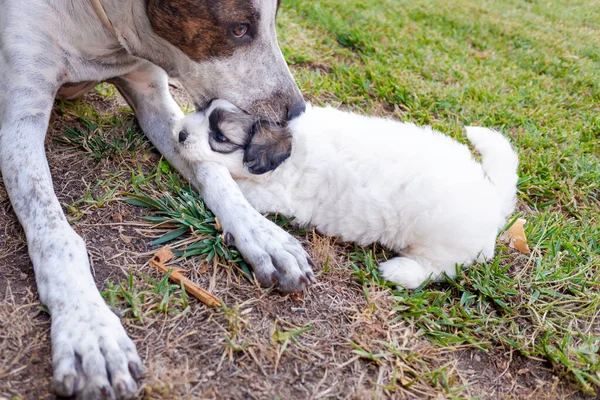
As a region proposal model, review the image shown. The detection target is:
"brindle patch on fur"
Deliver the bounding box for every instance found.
[147,0,260,61]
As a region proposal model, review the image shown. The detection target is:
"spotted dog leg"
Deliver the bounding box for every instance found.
[110,62,315,293]
[0,74,141,398]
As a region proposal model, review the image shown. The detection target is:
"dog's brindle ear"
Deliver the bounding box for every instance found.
[244,121,292,175]
[146,0,259,61]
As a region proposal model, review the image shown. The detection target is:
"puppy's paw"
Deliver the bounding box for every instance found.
[225,214,315,293]
[378,257,432,289]
[51,302,142,399]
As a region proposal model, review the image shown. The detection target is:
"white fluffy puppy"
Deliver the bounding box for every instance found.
[177,100,519,288]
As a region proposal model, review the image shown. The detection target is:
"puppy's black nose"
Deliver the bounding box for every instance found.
[178,130,188,143]
[287,100,306,120]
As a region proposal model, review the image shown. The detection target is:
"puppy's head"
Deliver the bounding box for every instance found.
[178,100,292,177]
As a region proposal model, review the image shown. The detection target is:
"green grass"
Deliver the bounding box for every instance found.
[55,118,145,160]
[121,162,257,280]
[57,0,600,395]
[102,268,190,322]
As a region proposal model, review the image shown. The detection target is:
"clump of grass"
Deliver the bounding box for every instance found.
[102,268,190,322]
[55,117,146,160]
[123,162,255,281]
[220,303,250,356]
[349,339,466,397]
[64,171,126,222]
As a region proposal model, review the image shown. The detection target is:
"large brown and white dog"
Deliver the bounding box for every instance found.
[0,1,314,398]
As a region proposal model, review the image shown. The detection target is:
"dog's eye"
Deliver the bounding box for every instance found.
[212,131,230,143]
[231,23,249,38]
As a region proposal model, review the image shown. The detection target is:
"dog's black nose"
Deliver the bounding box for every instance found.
[178,130,188,143]
[287,100,306,120]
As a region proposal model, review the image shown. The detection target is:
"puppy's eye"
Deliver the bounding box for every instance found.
[231,23,249,38]
[213,131,230,143]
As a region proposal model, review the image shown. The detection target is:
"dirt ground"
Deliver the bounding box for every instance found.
[0,91,595,399]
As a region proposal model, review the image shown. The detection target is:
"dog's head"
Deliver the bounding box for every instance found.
[177,100,292,177]
[145,0,304,123]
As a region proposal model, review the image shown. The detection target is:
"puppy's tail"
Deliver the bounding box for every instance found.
[466,126,519,218]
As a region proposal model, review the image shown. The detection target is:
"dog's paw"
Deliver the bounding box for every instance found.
[51,302,142,399]
[378,257,432,289]
[225,213,315,293]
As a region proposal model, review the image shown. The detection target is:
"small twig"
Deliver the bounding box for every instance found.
[149,246,222,308]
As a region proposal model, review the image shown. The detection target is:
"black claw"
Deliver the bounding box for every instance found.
[55,374,76,397]
[271,270,281,284]
[99,383,114,399]
[224,232,235,246]
[115,381,127,397]
[299,275,311,286]
[307,257,316,268]
[110,307,122,319]
[128,361,142,380]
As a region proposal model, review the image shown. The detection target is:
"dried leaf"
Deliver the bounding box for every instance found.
[502,218,530,254]
[112,212,123,223]
[198,263,209,274]
[153,246,175,264]
[119,233,132,245]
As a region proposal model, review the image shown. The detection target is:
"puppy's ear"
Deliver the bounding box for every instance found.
[243,121,292,175]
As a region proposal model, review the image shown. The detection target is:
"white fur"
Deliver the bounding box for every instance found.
[181,102,519,288]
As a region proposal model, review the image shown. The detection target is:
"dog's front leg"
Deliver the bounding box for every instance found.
[111,63,315,293]
[0,81,141,399]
